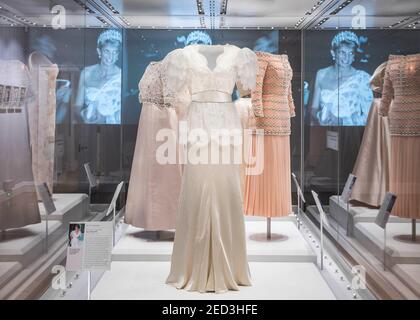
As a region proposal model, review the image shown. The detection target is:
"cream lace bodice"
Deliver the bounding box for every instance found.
[164,44,258,98]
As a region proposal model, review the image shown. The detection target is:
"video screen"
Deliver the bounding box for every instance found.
[26,28,302,126]
[122,29,284,124]
[28,28,123,125]
[304,30,420,126]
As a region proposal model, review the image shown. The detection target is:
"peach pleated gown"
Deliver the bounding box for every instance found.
[244,51,295,217]
[379,54,420,219]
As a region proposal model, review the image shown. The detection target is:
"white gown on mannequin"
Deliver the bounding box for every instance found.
[164,44,257,293]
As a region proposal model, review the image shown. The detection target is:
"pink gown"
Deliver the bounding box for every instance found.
[124,60,183,230]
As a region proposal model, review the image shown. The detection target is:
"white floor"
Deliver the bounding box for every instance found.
[87,219,340,300]
[91,261,336,300]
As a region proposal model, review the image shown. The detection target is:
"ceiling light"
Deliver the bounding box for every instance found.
[196,0,205,15]
[330,0,355,15]
[220,0,228,15]
[305,0,325,15]
[101,0,120,14]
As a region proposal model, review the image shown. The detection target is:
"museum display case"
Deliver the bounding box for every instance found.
[0,0,419,300]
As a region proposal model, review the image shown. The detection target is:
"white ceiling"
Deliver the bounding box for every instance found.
[0,0,419,29]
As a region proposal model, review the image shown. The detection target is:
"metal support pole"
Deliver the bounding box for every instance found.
[87,271,91,300]
[320,215,324,270]
[88,184,92,205]
[267,217,271,240]
[346,201,350,236]
[384,226,387,271]
[412,219,416,242]
[297,194,301,230]
[113,203,116,247]
[45,212,48,253]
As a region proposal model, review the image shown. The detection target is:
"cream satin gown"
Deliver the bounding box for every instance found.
[165,44,257,293]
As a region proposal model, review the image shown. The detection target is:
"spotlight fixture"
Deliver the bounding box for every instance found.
[119,16,131,27]
[305,0,326,15]
[96,16,109,26]
[199,15,206,29]
[388,16,412,29]
[315,17,329,28]
[210,0,216,29]
[294,17,305,28]
[330,0,355,15]
[0,7,37,26]
[73,0,94,14]
[220,0,228,15]
[196,0,205,15]
[408,21,419,29]
[101,0,120,14]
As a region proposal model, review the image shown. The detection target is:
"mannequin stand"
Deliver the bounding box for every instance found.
[156,230,162,240]
[267,217,271,240]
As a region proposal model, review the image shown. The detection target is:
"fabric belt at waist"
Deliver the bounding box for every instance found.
[191,91,232,103]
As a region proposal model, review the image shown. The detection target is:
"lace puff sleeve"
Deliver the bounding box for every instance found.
[236,47,258,92]
[164,48,189,93]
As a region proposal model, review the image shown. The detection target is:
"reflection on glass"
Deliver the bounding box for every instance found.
[309,31,373,126]
[75,29,122,124]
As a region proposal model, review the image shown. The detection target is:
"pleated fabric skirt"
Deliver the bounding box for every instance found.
[124,103,181,230]
[244,134,292,217]
[390,136,420,219]
[351,100,391,207]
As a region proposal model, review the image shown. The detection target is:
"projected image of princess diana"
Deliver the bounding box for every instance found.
[309,31,373,126]
[75,29,122,124]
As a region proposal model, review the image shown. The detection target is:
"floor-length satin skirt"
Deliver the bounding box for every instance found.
[351,100,391,207]
[244,134,292,217]
[166,101,251,293]
[124,103,181,230]
[390,136,420,219]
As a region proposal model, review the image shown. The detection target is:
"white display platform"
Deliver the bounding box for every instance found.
[39,193,89,224]
[91,261,336,300]
[0,221,62,265]
[392,264,420,297]
[112,220,316,263]
[354,221,420,265]
[0,262,22,289]
[329,195,405,235]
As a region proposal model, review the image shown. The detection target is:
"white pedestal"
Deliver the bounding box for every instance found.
[329,195,405,235]
[392,264,420,297]
[0,262,22,288]
[354,221,420,265]
[0,221,62,265]
[39,193,89,224]
[112,220,316,263]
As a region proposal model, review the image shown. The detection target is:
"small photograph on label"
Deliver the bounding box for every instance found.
[68,223,85,248]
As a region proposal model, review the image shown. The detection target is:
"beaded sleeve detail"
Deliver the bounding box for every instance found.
[251,51,295,136]
[380,53,420,136]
